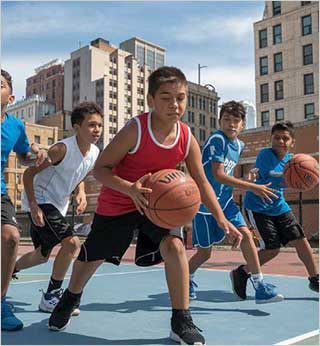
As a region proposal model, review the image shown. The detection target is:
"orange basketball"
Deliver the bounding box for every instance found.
[283,154,319,191]
[144,169,201,229]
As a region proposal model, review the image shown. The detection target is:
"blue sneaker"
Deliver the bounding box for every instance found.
[254,281,284,304]
[189,279,198,300]
[1,298,23,331]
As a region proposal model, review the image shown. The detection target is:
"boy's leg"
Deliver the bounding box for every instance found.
[1,195,23,331]
[257,248,280,266]
[15,247,51,272]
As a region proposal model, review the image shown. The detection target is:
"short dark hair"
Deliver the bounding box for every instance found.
[219,101,246,120]
[1,69,13,93]
[271,121,295,138]
[71,102,103,126]
[148,66,187,96]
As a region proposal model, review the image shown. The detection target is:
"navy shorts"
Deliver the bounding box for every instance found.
[1,194,19,228]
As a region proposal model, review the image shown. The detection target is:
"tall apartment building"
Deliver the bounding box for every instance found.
[64,37,150,147]
[254,1,319,126]
[7,95,56,124]
[183,82,219,147]
[120,37,165,71]
[241,100,257,129]
[26,59,64,112]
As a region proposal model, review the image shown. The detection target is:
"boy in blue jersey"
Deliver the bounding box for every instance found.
[243,121,318,294]
[1,69,47,331]
[188,101,284,303]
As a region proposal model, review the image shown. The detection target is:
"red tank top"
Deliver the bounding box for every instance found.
[96,112,191,216]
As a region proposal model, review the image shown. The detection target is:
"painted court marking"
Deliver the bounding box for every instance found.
[275,329,319,345]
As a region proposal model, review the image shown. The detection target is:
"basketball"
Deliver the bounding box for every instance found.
[144,169,201,229]
[283,154,319,191]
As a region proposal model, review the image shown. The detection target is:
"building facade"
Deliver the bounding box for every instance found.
[7,95,56,124]
[120,37,165,71]
[26,59,64,113]
[254,1,319,126]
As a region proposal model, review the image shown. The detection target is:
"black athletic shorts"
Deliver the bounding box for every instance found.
[29,204,75,257]
[246,210,305,249]
[1,194,19,228]
[78,211,183,267]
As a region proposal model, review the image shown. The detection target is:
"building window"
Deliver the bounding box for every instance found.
[303,44,313,65]
[274,80,284,100]
[48,138,54,145]
[260,56,268,75]
[260,83,269,103]
[304,103,314,119]
[273,24,282,44]
[259,29,268,48]
[301,1,311,5]
[272,1,281,16]
[199,129,206,141]
[155,52,164,69]
[34,135,41,144]
[302,15,312,36]
[146,49,155,70]
[275,108,284,121]
[274,52,283,72]
[137,45,145,65]
[304,73,314,95]
[261,111,270,127]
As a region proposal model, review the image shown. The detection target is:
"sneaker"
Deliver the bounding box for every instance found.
[308,274,319,292]
[39,288,80,316]
[254,281,284,304]
[170,310,205,345]
[230,265,250,300]
[1,298,23,331]
[48,290,81,331]
[189,279,198,300]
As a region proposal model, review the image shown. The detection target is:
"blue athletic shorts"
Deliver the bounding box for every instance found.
[192,200,247,248]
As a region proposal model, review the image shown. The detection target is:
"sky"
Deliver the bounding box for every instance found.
[1,0,265,105]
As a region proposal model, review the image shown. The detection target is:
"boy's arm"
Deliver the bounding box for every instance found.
[74,181,87,215]
[212,162,278,203]
[17,143,49,167]
[93,120,152,214]
[23,143,66,227]
[185,136,242,248]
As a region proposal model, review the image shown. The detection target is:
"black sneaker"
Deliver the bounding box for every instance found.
[48,290,81,331]
[230,265,250,300]
[170,310,205,345]
[308,274,319,292]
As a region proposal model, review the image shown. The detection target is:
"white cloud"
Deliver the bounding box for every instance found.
[172,13,261,43]
[183,65,256,104]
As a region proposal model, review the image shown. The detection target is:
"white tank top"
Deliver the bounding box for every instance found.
[21,135,100,216]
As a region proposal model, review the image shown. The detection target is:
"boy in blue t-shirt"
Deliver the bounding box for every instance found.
[189,101,284,304]
[1,69,47,331]
[244,121,318,293]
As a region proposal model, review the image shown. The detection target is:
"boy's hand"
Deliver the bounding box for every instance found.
[217,218,242,249]
[250,182,278,203]
[30,143,51,166]
[128,173,153,215]
[75,191,87,215]
[30,203,45,227]
[247,168,259,182]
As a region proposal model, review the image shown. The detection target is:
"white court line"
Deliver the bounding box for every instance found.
[11,268,163,285]
[274,329,319,345]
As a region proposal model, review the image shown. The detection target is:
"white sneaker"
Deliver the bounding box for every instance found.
[39,289,80,316]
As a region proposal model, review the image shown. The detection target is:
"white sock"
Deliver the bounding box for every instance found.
[251,273,263,289]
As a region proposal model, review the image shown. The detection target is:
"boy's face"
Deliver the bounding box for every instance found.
[147,82,187,123]
[1,75,15,109]
[219,112,244,140]
[74,113,103,144]
[271,130,294,156]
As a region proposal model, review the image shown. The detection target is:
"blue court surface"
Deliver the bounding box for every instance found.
[2,260,319,345]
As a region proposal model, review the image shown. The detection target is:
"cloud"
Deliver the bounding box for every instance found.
[172,12,261,43]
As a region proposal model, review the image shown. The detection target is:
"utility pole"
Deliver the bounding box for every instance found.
[198,64,208,85]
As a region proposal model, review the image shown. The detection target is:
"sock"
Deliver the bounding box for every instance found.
[251,273,263,289]
[47,277,63,293]
[190,272,196,281]
[172,308,190,318]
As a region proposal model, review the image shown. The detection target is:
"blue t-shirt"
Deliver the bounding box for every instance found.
[244,147,293,216]
[1,113,30,194]
[199,129,244,214]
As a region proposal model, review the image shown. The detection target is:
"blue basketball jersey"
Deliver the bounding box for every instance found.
[244,147,293,216]
[199,129,244,214]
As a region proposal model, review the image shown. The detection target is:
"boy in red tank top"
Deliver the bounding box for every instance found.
[48,66,242,344]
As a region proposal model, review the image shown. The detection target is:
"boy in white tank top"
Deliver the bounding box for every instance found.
[14,102,102,315]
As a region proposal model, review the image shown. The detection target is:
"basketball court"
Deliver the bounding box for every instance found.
[2,251,319,346]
